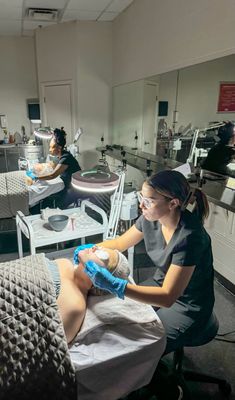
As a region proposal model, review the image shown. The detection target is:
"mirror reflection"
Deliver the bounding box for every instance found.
[112,54,235,176]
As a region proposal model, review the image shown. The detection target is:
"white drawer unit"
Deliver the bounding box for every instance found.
[205,202,235,285]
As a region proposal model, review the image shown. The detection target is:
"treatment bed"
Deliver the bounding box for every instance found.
[0,253,166,400]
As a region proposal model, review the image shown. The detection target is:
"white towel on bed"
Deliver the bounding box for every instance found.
[74,293,158,342]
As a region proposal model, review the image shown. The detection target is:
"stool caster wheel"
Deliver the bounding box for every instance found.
[219,381,231,397]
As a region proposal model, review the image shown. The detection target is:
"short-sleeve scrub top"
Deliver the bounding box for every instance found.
[59,150,81,188]
[135,210,215,322]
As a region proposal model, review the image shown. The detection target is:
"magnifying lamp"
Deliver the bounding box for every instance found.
[71,169,120,193]
[34,127,54,140]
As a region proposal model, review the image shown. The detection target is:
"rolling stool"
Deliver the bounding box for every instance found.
[173,312,231,399]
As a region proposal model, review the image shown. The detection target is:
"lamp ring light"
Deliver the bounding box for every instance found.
[72,169,120,193]
[34,127,54,140]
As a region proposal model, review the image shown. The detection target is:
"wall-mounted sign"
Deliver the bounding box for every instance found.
[217,82,235,112]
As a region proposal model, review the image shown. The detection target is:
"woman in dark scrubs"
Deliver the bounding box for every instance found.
[202,121,235,177]
[36,128,81,187]
[78,170,215,356]
[29,128,81,211]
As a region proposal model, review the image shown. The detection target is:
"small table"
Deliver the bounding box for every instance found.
[16,200,108,258]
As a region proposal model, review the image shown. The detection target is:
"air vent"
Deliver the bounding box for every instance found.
[26,8,59,21]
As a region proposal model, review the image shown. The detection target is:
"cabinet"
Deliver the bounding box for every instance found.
[205,202,235,285]
[6,148,20,171]
[0,148,7,172]
[0,145,44,173]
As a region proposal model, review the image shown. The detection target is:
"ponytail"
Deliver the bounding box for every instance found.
[192,188,209,224]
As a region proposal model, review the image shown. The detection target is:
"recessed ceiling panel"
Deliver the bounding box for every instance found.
[0,0,135,35]
[24,0,67,8]
[106,0,133,13]
[0,6,22,19]
[98,12,118,21]
[0,0,23,6]
[23,20,56,29]
[68,0,111,11]
[0,20,21,35]
[62,10,100,21]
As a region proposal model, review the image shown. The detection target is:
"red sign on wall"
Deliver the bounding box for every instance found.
[217,82,235,112]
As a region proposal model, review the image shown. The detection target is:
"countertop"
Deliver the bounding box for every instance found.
[0,144,16,148]
[97,145,235,213]
[97,145,182,173]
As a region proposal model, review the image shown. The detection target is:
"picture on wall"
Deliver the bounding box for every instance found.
[217,82,235,112]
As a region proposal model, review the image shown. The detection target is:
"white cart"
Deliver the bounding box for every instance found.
[16,200,108,258]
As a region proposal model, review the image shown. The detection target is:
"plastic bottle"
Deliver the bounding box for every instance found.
[3,129,9,144]
[9,133,14,143]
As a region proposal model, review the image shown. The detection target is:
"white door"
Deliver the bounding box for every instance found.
[141,81,158,154]
[42,83,74,144]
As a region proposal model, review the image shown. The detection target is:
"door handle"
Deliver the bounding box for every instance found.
[144,141,150,145]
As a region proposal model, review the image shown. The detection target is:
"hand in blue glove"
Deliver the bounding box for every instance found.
[73,243,95,264]
[26,170,37,180]
[84,260,128,299]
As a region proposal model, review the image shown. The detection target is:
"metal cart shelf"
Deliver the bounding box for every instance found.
[16,200,108,258]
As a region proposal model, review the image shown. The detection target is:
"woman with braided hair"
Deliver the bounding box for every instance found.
[32,127,81,188]
[28,127,81,211]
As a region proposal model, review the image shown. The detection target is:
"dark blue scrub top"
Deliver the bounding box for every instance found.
[59,150,81,188]
[135,210,215,319]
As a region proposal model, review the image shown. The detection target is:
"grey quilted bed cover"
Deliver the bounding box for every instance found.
[0,253,76,400]
[0,171,29,218]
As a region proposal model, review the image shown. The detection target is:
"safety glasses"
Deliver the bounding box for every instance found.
[137,191,173,209]
[137,191,157,209]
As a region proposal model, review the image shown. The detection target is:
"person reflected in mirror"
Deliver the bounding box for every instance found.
[201,121,235,177]
[46,247,130,344]
[79,170,215,355]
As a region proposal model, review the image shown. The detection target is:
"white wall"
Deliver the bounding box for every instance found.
[35,21,112,169]
[113,0,235,85]
[0,37,38,139]
[76,22,113,169]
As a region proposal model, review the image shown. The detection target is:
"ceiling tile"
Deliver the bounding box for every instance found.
[98,12,118,21]
[67,0,110,12]
[0,6,22,19]
[106,0,133,13]
[62,10,100,21]
[0,0,23,6]
[0,20,21,35]
[23,20,56,30]
[24,0,67,8]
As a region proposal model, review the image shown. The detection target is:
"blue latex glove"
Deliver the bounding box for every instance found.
[84,260,128,299]
[73,243,95,264]
[26,170,37,180]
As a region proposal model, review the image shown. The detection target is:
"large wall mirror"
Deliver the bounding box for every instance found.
[112,54,235,162]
